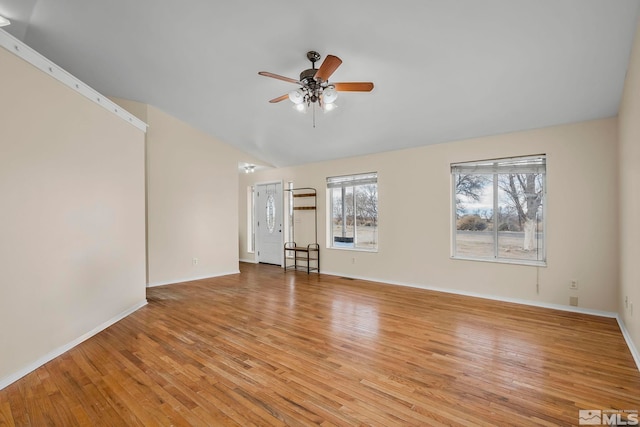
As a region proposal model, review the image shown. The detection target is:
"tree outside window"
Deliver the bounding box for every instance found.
[327,173,378,251]
[452,156,546,265]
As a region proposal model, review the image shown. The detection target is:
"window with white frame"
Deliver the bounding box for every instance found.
[247,185,255,253]
[327,172,378,251]
[451,155,546,265]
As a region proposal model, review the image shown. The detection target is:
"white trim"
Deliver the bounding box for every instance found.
[326,246,378,253]
[254,180,285,267]
[323,270,616,317]
[451,255,547,268]
[240,258,258,264]
[451,154,547,265]
[322,270,640,371]
[327,174,379,252]
[451,154,546,174]
[326,171,378,188]
[616,316,640,371]
[0,299,148,391]
[0,29,147,132]
[147,270,240,288]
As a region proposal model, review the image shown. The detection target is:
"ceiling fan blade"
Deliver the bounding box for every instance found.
[269,94,289,103]
[258,71,299,84]
[314,55,342,81]
[334,82,375,92]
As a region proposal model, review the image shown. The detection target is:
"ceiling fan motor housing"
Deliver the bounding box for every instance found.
[300,68,318,85]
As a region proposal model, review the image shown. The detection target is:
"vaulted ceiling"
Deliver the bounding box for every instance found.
[1,0,638,167]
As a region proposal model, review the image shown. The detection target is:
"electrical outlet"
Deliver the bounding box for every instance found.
[351,257,356,264]
[570,279,578,290]
[625,296,629,309]
[193,258,199,265]
[631,302,634,316]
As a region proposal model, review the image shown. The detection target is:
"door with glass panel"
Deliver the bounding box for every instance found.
[256,182,283,265]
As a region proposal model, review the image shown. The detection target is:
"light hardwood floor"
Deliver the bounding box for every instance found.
[1,262,639,426]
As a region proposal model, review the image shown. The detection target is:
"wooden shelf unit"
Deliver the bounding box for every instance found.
[284,243,320,273]
[284,187,319,273]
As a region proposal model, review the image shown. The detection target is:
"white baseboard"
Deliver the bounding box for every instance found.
[239,258,258,264]
[616,316,640,371]
[322,270,640,371]
[322,270,617,317]
[4,271,635,394]
[147,270,240,288]
[0,299,148,391]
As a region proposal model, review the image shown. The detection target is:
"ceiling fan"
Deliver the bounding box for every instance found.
[258,51,374,113]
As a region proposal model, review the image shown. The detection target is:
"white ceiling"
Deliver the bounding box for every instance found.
[1,0,638,167]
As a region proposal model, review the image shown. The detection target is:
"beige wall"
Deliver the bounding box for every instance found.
[111,99,254,286]
[619,16,640,358]
[240,118,619,312]
[0,47,146,383]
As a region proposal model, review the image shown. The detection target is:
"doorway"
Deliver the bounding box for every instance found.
[255,182,283,265]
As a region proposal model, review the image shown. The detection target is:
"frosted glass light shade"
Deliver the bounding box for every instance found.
[323,86,338,104]
[0,15,10,27]
[288,89,305,104]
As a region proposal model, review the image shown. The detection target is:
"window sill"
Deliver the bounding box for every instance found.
[327,246,378,253]
[451,255,546,267]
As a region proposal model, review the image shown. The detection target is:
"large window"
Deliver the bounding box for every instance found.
[327,172,378,251]
[451,155,546,265]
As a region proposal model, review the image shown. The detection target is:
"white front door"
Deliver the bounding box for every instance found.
[256,182,283,265]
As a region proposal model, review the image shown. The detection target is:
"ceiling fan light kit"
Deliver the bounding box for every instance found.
[288,89,305,104]
[259,50,374,122]
[323,86,338,104]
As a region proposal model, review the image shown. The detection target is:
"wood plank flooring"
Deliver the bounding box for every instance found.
[1,262,639,426]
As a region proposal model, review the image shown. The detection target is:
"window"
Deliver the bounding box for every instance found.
[247,186,255,252]
[327,172,378,250]
[451,155,546,265]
